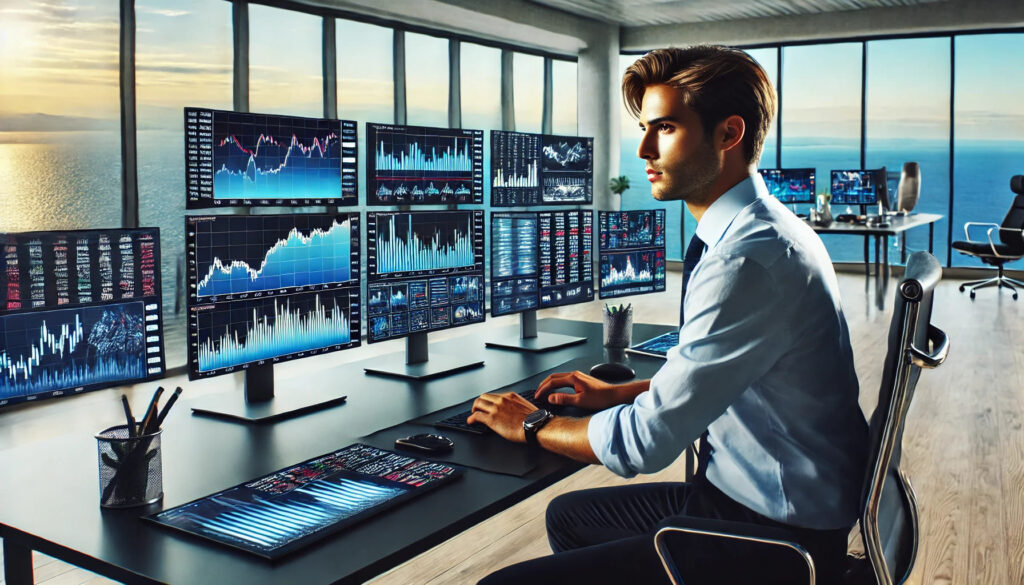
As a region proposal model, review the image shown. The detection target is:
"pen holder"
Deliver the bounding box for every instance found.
[96,424,163,508]
[602,306,634,348]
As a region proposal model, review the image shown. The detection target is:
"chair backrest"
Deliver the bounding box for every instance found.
[876,166,891,211]
[999,175,1024,251]
[860,251,948,585]
[896,163,920,213]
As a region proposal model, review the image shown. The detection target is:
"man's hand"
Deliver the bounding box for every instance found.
[534,370,624,411]
[467,392,538,443]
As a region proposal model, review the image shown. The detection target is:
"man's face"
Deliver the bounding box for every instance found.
[637,84,720,204]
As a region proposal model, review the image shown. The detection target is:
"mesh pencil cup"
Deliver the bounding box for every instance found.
[96,424,163,508]
[602,305,633,348]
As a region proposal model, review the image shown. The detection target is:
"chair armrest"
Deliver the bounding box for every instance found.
[654,517,815,585]
[984,226,1024,258]
[964,221,999,240]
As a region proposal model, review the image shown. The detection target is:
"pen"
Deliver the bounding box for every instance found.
[155,387,183,429]
[138,386,164,436]
[121,395,136,438]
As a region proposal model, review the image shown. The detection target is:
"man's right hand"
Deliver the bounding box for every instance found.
[534,370,629,411]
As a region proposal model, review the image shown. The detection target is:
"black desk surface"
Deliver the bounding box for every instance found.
[0,319,672,585]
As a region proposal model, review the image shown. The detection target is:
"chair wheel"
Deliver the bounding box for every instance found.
[959,284,966,292]
[970,291,976,299]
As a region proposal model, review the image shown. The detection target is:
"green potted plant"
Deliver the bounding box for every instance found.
[609,175,630,201]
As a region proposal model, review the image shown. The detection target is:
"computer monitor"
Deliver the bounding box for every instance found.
[184,108,358,208]
[491,130,594,206]
[366,123,484,205]
[758,168,816,204]
[487,210,594,352]
[831,169,881,206]
[0,228,166,408]
[598,209,667,299]
[185,213,361,422]
[364,210,486,379]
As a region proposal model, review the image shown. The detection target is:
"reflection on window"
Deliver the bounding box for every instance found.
[249,5,322,117]
[617,55,683,261]
[136,0,232,369]
[552,60,578,135]
[781,42,863,262]
[953,34,1024,268]
[339,19,393,204]
[746,48,779,168]
[866,37,950,265]
[405,32,448,128]
[0,0,121,233]
[513,53,544,133]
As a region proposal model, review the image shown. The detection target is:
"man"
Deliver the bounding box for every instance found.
[470,45,868,584]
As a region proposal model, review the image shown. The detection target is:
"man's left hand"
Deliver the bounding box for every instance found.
[467,392,538,443]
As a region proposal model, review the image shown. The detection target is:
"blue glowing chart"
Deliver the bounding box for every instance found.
[185,108,358,208]
[149,444,463,559]
[598,209,667,299]
[758,168,816,204]
[367,123,484,205]
[187,214,359,300]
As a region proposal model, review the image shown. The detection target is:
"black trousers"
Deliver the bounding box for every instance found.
[478,478,850,585]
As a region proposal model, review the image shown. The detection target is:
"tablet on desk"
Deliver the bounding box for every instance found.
[148,444,463,560]
[625,331,679,359]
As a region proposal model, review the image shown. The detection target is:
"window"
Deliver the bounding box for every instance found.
[338,19,393,203]
[746,48,779,168]
[781,42,863,262]
[136,0,233,369]
[551,59,578,135]
[405,32,448,128]
[866,37,950,265]
[461,42,502,262]
[0,0,121,232]
[617,54,683,261]
[513,52,544,133]
[249,5,322,117]
[952,33,1024,268]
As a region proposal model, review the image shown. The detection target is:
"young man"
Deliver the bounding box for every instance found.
[470,45,868,584]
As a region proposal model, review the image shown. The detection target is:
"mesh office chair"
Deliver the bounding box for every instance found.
[951,175,1024,299]
[654,251,949,585]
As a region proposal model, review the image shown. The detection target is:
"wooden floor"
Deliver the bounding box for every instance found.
[2,270,1023,584]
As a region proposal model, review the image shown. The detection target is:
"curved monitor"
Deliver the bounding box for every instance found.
[758,168,816,204]
[185,213,361,380]
[366,210,485,343]
[0,228,165,408]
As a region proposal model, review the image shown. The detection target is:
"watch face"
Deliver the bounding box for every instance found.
[525,409,551,427]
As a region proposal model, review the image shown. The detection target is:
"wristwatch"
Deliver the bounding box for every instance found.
[523,409,555,447]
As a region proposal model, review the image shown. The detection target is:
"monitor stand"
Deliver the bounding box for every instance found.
[364,332,484,380]
[191,363,349,424]
[485,310,586,352]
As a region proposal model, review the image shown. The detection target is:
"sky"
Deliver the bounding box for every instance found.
[1,0,1022,142]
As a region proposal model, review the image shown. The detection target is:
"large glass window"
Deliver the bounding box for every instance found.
[746,48,779,168]
[952,33,1024,268]
[781,42,863,262]
[513,52,544,133]
[248,5,322,117]
[617,54,683,261]
[551,59,578,135]
[866,37,951,265]
[0,0,121,232]
[338,19,393,204]
[136,0,232,369]
[405,32,448,128]
[461,42,502,263]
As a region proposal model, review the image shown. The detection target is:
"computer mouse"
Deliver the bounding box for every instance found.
[589,362,636,382]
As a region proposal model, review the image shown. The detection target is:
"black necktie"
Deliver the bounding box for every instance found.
[679,234,705,327]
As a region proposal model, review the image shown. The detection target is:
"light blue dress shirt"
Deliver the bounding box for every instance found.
[587,174,869,530]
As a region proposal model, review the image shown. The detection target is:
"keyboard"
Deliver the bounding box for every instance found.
[434,389,550,435]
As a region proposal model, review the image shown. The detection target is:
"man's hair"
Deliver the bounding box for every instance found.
[622,45,777,165]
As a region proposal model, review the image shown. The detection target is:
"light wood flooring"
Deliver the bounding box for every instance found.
[2,270,1022,584]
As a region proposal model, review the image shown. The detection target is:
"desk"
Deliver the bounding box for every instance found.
[809,213,942,276]
[0,319,673,585]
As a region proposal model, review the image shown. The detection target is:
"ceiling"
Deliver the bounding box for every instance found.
[526,0,947,27]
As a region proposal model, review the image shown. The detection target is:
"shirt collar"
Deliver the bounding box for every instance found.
[694,173,768,250]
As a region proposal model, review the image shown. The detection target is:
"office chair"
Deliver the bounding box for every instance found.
[896,163,920,213]
[951,174,1024,300]
[654,251,949,585]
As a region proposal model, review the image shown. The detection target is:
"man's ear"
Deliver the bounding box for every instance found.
[717,114,745,153]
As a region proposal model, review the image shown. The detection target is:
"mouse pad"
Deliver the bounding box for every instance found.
[360,421,539,477]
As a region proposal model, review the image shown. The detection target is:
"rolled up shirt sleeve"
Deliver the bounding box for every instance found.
[588,252,794,477]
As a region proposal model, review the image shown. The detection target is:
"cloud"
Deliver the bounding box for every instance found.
[136,62,233,76]
[137,7,190,17]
